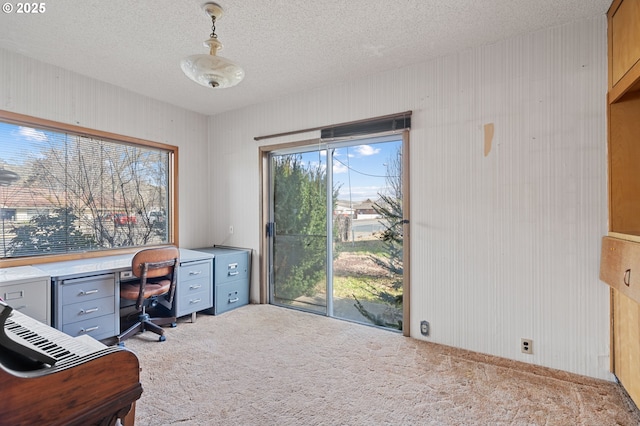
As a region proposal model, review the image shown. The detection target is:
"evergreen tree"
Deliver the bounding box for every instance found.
[272,155,338,301]
[354,147,403,329]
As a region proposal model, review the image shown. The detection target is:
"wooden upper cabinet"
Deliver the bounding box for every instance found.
[609,91,640,236]
[609,0,640,101]
[607,0,640,237]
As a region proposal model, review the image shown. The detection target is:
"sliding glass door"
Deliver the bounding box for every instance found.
[268,135,405,330]
[270,150,329,314]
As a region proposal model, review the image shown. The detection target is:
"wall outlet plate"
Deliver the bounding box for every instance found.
[521,338,533,354]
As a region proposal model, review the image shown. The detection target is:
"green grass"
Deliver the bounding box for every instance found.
[331,242,401,302]
[334,240,386,256]
[332,275,401,301]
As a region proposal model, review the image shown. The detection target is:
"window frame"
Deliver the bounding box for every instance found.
[0,109,179,267]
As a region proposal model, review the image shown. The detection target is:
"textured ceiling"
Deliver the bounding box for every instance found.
[0,0,611,116]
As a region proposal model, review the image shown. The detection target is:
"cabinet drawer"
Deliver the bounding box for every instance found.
[62,296,115,325]
[600,236,640,304]
[61,274,115,304]
[215,280,249,314]
[180,261,211,284]
[61,314,116,341]
[1,279,49,324]
[180,276,210,294]
[175,289,212,317]
[215,252,248,285]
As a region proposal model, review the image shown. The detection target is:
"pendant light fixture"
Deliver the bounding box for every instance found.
[180,2,244,89]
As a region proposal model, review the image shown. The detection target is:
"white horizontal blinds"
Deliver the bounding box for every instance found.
[0,120,170,259]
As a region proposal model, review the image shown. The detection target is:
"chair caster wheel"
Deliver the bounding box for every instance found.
[159,335,166,342]
[171,322,177,328]
[117,342,125,347]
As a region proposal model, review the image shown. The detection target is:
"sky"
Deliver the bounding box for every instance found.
[296,138,402,202]
[0,122,51,168]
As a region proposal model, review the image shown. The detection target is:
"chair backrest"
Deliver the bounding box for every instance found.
[131,246,180,279]
[130,246,180,308]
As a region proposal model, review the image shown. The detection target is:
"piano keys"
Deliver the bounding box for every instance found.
[0,300,143,426]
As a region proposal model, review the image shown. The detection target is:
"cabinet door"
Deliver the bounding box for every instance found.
[612,288,640,404]
[601,237,640,406]
[610,0,640,96]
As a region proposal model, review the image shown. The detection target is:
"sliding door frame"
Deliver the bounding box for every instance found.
[258,129,411,336]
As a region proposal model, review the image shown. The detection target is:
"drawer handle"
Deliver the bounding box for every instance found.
[189,271,202,276]
[80,307,99,315]
[228,263,238,269]
[79,326,99,334]
[228,271,239,276]
[79,289,99,296]
[229,297,239,304]
[4,290,24,300]
[189,298,202,304]
[189,284,202,290]
[624,269,631,287]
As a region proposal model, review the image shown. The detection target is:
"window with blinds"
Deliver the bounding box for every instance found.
[0,114,175,260]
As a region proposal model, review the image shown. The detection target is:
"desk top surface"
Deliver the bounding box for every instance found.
[30,248,213,280]
[0,265,50,284]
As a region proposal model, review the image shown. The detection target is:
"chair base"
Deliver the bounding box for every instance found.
[117,310,177,344]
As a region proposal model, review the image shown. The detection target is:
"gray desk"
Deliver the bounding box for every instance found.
[0,266,51,325]
[36,248,213,341]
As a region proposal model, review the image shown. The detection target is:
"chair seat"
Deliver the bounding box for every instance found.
[120,278,171,301]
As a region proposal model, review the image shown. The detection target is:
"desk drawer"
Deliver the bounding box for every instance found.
[180,261,211,284]
[61,274,115,304]
[1,279,49,324]
[175,289,212,317]
[61,314,116,341]
[215,280,249,314]
[180,276,210,295]
[215,252,248,285]
[62,296,115,325]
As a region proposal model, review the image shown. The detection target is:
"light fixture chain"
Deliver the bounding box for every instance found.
[210,15,217,39]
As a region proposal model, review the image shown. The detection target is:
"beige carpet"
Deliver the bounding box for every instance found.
[123,304,640,425]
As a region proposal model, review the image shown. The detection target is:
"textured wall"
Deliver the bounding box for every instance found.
[208,16,611,379]
[0,48,210,248]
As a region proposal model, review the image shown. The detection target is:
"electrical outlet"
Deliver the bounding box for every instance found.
[420,320,429,336]
[521,338,533,354]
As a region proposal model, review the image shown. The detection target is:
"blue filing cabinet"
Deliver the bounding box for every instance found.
[193,246,250,314]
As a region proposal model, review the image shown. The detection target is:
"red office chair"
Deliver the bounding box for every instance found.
[117,246,179,344]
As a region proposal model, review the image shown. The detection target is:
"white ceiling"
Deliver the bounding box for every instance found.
[0,0,611,116]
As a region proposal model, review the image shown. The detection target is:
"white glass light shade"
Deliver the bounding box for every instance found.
[181,4,244,89]
[180,54,244,88]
